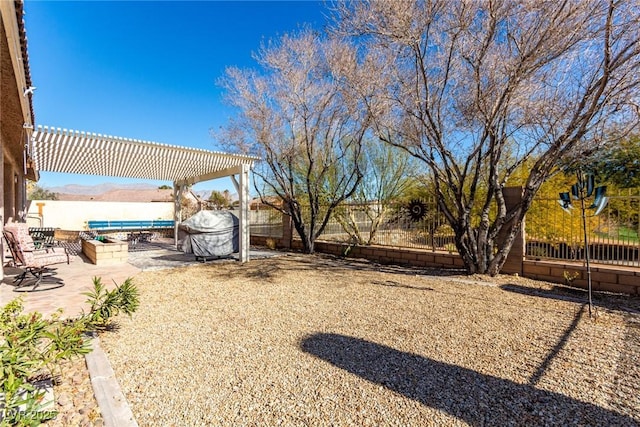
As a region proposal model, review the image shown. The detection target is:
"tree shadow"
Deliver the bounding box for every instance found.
[370,280,434,292]
[528,304,585,387]
[322,253,467,277]
[500,284,640,315]
[611,320,640,418]
[229,252,466,283]
[300,333,637,426]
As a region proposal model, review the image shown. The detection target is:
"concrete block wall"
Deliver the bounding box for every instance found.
[26,200,174,230]
[523,260,639,295]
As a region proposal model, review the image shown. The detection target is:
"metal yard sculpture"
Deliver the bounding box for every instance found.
[559,173,608,318]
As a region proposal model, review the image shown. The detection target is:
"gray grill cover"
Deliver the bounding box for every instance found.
[179,210,239,257]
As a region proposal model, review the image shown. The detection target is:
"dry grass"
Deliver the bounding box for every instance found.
[100,253,640,426]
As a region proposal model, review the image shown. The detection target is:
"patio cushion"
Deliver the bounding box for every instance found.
[4,222,69,267]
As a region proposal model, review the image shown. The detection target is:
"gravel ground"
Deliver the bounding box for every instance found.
[43,357,103,427]
[98,253,640,426]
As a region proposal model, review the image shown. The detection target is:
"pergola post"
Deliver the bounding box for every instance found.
[239,164,250,263]
[173,182,183,249]
[231,164,251,263]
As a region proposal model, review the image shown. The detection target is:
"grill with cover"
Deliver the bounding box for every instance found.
[179,210,239,260]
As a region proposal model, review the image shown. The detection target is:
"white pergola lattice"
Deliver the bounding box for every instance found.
[31,125,258,262]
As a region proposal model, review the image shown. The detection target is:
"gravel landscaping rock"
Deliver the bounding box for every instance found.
[97,253,640,426]
[43,357,102,426]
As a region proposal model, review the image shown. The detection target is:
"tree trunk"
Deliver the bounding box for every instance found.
[292,219,314,254]
[452,188,526,276]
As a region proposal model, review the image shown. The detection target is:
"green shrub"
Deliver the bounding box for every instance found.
[0,277,139,426]
[0,299,90,426]
[82,277,140,330]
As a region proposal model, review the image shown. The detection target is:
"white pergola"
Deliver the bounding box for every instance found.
[31,125,258,262]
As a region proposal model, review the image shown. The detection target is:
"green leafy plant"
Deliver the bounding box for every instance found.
[1,277,139,426]
[0,299,90,426]
[82,277,139,330]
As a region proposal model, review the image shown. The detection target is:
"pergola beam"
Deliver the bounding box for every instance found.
[32,126,258,182]
[174,165,245,187]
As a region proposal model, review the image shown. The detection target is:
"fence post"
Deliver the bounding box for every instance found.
[501,187,525,275]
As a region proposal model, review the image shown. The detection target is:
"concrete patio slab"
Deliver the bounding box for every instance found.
[0,252,141,318]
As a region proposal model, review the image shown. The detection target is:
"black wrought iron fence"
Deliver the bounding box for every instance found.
[249,200,457,251]
[526,190,640,267]
[315,199,457,252]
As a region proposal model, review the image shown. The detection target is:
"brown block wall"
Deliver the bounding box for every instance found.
[523,260,639,295]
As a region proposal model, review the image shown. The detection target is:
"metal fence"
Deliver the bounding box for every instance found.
[250,207,283,238]
[249,191,640,267]
[254,200,456,251]
[526,190,640,267]
[318,200,459,250]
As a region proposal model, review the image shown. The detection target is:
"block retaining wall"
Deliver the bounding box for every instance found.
[81,238,128,266]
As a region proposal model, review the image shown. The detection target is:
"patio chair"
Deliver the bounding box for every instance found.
[3,223,69,290]
[28,227,58,248]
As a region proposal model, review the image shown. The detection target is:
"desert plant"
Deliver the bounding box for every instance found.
[336,1,640,275]
[1,277,139,425]
[0,299,91,426]
[82,277,139,330]
[264,238,277,250]
[564,271,581,287]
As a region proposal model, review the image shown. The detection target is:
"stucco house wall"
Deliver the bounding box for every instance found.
[1,1,35,224]
[1,1,37,279]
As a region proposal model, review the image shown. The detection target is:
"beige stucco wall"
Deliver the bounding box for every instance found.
[26,200,174,230]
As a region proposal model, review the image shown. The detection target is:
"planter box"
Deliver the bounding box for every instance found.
[81,238,128,265]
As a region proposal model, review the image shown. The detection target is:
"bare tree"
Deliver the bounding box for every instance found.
[334,138,415,244]
[219,29,372,253]
[334,0,640,274]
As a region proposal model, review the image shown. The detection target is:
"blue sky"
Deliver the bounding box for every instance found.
[24,0,327,193]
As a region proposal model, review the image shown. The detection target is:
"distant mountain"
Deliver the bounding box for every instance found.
[47,183,158,195]
[43,183,238,203]
[55,188,173,203]
[191,189,239,201]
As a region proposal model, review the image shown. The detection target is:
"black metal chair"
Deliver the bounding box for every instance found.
[28,227,57,248]
[3,224,68,291]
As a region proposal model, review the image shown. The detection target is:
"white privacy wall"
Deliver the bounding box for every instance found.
[26,200,174,230]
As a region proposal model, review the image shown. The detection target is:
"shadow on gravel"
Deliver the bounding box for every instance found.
[612,320,640,418]
[300,333,637,426]
[500,284,640,314]
[370,280,434,292]
[232,252,466,282]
